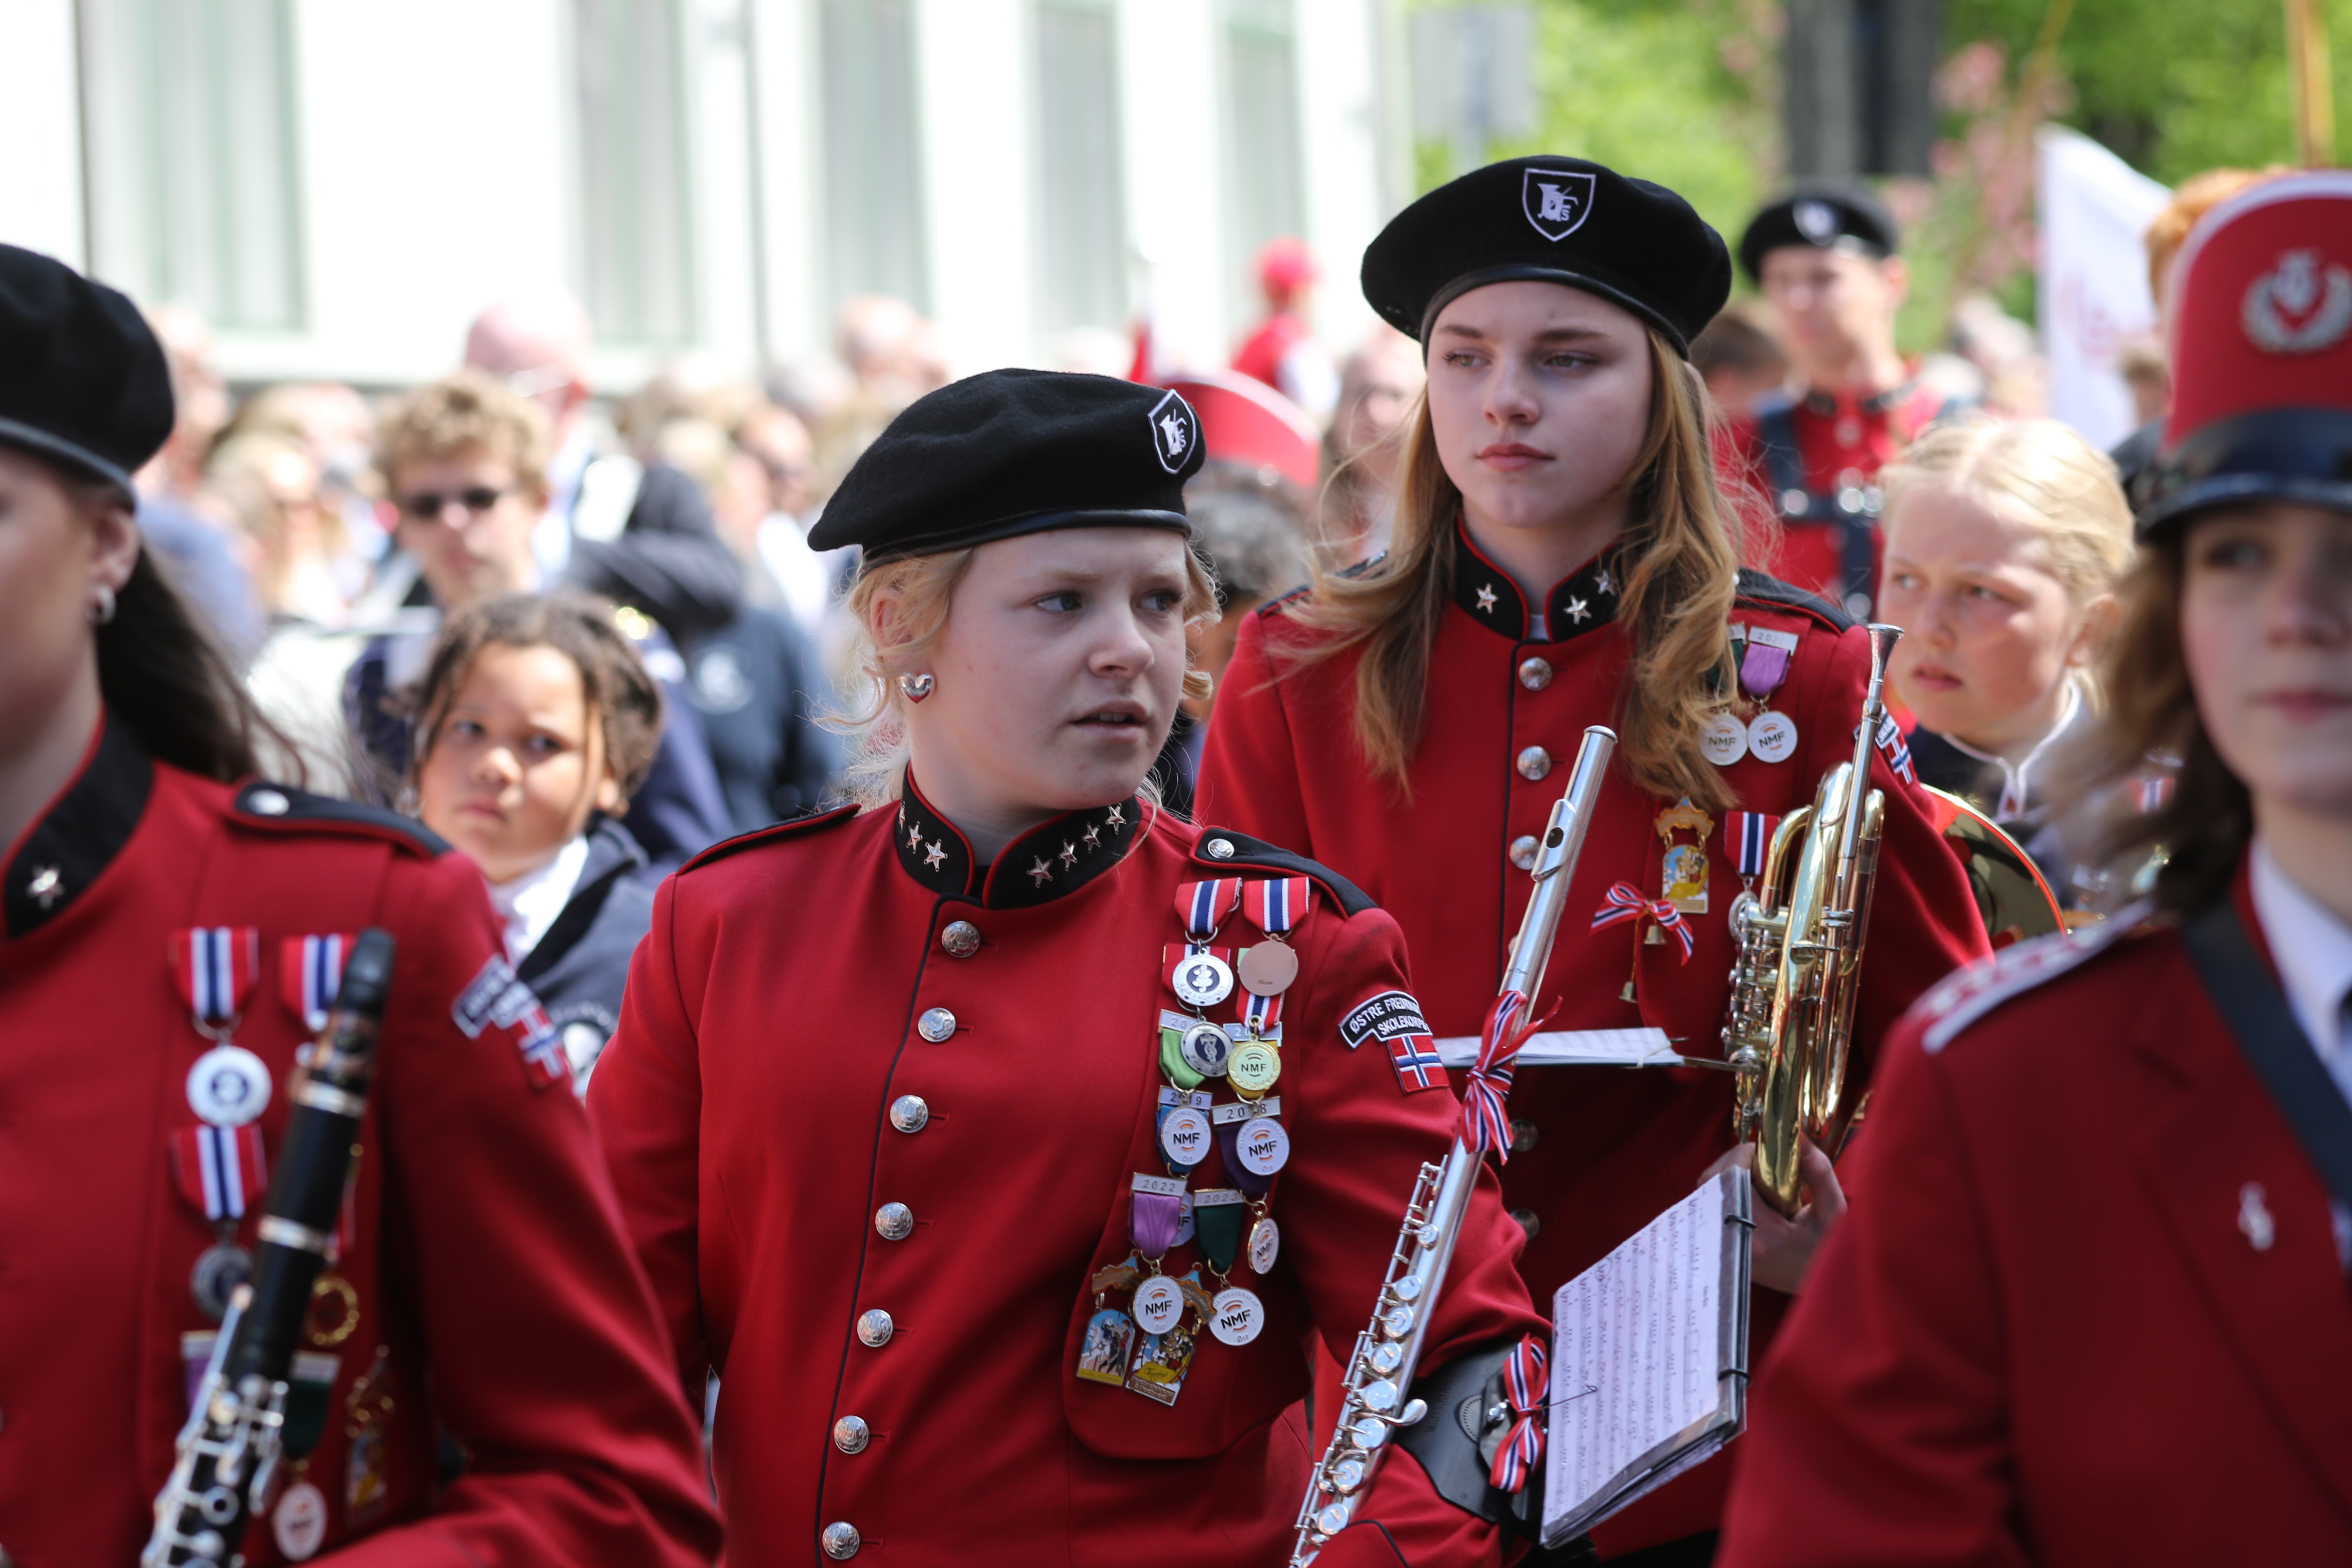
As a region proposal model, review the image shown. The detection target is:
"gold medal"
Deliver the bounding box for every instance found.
[1655,799,1713,916]
[1237,940,1299,996]
[1228,1040,1282,1098]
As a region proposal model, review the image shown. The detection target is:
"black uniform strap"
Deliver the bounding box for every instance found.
[2180,899,2352,1213]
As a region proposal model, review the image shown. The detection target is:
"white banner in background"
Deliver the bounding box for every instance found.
[2038,126,2173,450]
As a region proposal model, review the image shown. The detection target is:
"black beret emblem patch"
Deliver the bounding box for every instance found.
[1146,388,1198,475]
[1521,168,1596,242]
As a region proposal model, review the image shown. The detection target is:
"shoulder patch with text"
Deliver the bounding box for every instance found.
[1342,989,1449,1095]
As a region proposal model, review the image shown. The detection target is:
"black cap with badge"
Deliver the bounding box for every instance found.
[0,243,175,501]
[1359,155,1733,357]
[1736,183,1901,283]
[808,368,1204,569]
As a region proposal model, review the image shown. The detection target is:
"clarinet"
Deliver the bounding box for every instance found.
[1292,727,1616,1562]
[145,928,396,1567]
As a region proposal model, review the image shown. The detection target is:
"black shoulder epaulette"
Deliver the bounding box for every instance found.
[228,781,451,857]
[1734,567,1854,632]
[1190,828,1376,917]
[1254,552,1387,620]
[681,802,861,873]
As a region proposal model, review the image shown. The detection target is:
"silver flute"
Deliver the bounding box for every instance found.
[1291,726,1616,1562]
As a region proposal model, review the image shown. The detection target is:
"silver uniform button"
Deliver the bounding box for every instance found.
[1509,1207,1542,1238]
[856,1308,894,1347]
[1508,835,1539,872]
[1204,837,1236,860]
[822,1521,861,1559]
[833,1415,870,1454]
[940,919,982,958]
[1509,1118,1540,1154]
[875,1202,915,1241]
[1516,746,1551,781]
[889,1094,930,1134]
[1517,656,1552,691]
[245,787,291,816]
[917,1007,956,1043]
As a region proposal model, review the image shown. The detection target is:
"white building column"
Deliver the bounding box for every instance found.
[913,0,1035,374]
[0,0,88,266]
[1117,0,1227,374]
[1294,0,1385,353]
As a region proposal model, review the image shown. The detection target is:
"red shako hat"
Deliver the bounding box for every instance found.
[1159,369,1321,491]
[2143,169,2352,536]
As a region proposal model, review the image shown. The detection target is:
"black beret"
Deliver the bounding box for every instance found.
[0,244,174,499]
[1360,156,1733,356]
[1737,184,1900,282]
[808,369,1202,566]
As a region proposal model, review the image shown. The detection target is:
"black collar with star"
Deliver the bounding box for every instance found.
[894,773,1143,909]
[6,710,154,941]
[1448,522,1624,644]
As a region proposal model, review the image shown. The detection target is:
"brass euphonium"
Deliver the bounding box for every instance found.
[1720,624,1901,1216]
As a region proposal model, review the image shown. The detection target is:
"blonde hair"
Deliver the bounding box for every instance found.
[833,541,1222,805]
[1879,416,2135,606]
[1285,325,1741,811]
[377,370,551,495]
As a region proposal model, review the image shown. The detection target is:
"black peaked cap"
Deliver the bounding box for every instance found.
[1360,156,1732,356]
[0,244,174,498]
[1737,183,1901,281]
[808,369,1204,565]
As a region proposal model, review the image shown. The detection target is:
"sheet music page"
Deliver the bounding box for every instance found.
[1543,1173,1732,1538]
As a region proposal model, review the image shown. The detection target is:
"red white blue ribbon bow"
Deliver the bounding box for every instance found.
[1489,1332,1549,1493]
[1461,989,1543,1161]
[1873,712,1918,786]
[1590,882,1695,961]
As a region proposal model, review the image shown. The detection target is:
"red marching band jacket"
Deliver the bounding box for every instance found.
[586,776,1545,1566]
[0,715,717,1568]
[1195,526,1989,1551]
[1719,868,2352,1566]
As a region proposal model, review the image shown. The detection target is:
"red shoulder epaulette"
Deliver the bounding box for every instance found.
[681,802,861,874]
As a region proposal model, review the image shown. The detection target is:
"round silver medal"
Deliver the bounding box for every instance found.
[273,1479,329,1561]
[1159,1106,1213,1167]
[190,1242,253,1322]
[187,1043,272,1127]
[1130,1273,1185,1334]
[1209,1286,1267,1346]
[1171,952,1235,1008]
[1701,710,1748,767]
[1747,710,1799,763]
[1247,1214,1281,1274]
[1236,1118,1291,1177]
[1177,1021,1231,1078]
[1237,940,1300,996]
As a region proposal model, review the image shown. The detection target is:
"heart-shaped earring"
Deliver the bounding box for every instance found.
[898,671,935,704]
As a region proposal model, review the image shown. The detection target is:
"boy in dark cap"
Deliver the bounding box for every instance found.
[1731,183,1974,617]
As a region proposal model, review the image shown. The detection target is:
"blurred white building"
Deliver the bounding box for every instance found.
[0,0,1405,389]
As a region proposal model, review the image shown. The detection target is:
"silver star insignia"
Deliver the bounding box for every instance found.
[1475,582,1498,614]
[1029,857,1054,885]
[1083,824,1102,850]
[924,839,947,870]
[27,866,61,909]
[906,820,924,850]
[1106,804,1126,827]
[1566,595,1591,624]
[1594,568,1614,595]
[1060,841,1078,867]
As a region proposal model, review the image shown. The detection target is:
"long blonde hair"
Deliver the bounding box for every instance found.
[833,542,1221,805]
[1286,325,1741,810]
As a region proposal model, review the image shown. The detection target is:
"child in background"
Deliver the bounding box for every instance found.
[411,592,666,1092]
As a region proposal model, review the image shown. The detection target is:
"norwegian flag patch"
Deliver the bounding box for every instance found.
[1341,990,1448,1094]
[453,955,569,1092]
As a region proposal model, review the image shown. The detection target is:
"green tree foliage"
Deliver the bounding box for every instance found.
[1946,0,2351,181]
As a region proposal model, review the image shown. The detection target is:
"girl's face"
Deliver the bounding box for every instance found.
[1424,281,1654,545]
[0,447,138,760]
[2182,502,2352,823]
[886,527,1190,824]
[1880,485,2105,753]
[417,642,620,884]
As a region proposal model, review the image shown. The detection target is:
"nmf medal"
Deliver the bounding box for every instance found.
[1701,710,1748,767]
[1208,1286,1267,1346]
[1171,952,1235,1009]
[1235,1119,1290,1177]
[1130,1273,1186,1334]
[1228,1040,1281,1097]
[1747,709,1799,763]
[1247,1214,1281,1274]
[1159,1106,1212,1168]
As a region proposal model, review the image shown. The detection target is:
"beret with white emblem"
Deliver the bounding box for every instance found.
[1360,155,1732,356]
[808,368,1202,568]
[1736,182,1900,283]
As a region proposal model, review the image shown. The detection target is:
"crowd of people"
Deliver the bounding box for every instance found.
[1,139,2348,1568]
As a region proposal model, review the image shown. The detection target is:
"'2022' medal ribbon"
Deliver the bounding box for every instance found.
[171,926,271,1320]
